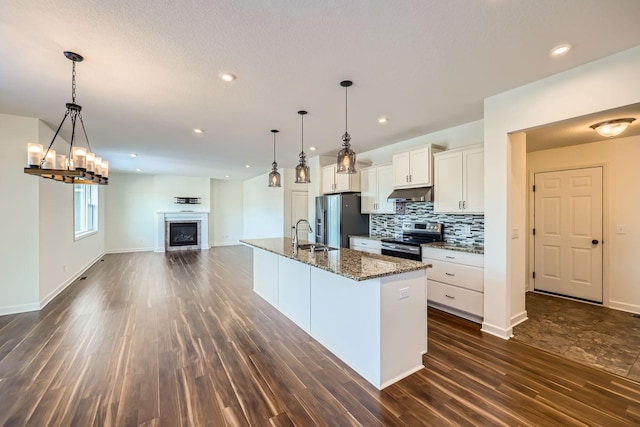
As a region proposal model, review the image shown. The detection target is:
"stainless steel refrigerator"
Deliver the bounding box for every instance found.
[315,193,369,248]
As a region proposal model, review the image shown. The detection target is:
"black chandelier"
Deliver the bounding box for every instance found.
[24,51,108,185]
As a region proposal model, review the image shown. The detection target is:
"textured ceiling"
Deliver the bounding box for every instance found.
[2,0,640,180]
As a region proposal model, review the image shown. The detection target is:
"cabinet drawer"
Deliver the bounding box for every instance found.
[428,281,483,317]
[350,238,382,250]
[422,247,483,267]
[424,259,483,292]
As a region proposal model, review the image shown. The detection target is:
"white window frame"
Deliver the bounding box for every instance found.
[74,184,98,240]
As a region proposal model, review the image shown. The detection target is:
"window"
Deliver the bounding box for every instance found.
[74,184,98,239]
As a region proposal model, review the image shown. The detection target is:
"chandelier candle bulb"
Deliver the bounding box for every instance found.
[94,157,103,176]
[86,152,96,173]
[102,161,109,178]
[27,143,43,167]
[55,154,67,170]
[43,149,56,169]
[72,147,87,170]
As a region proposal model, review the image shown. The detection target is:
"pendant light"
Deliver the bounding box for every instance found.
[23,51,108,185]
[295,110,310,184]
[268,129,281,187]
[336,80,356,174]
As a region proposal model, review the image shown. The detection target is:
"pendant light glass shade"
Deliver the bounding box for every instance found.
[268,129,281,187]
[336,80,357,174]
[295,110,310,184]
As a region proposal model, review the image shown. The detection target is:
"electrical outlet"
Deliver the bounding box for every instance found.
[617,224,626,234]
[399,287,409,299]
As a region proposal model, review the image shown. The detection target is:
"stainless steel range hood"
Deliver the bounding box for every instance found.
[387,187,433,203]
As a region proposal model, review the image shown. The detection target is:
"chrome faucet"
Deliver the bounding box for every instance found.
[293,218,313,254]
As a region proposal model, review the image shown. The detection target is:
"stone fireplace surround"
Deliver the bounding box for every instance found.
[156,212,209,253]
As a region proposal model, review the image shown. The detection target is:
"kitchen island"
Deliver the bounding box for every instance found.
[241,237,429,389]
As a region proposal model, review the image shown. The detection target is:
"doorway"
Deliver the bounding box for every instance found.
[533,167,603,303]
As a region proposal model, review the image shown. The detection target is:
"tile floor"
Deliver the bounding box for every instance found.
[512,292,640,381]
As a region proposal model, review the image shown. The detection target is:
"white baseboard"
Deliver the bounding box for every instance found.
[510,310,528,328]
[0,302,41,316]
[39,252,105,310]
[105,247,154,254]
[379,364,425,390]
[481,321,512,340]
[609,300,640,315]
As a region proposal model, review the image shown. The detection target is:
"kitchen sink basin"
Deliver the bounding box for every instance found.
[297,243,338,252]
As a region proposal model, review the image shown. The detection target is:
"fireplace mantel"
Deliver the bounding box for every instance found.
[156,211,209,252]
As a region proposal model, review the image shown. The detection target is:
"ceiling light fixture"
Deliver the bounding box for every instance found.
[309,146,316,151]
[268,129,281,188]
[550,43,572,57]
[378,117,389,124]
[136,168,142,172]
[295,110,310,184]
[219,72,236,82]
[245,164,251,168]
[590,118,636,137]
[130,153,138,158]
[24,51,108,185]
[336,80,357,174]
[193,128,204,134]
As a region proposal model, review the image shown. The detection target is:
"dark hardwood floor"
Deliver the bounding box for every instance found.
[1,246,639,426]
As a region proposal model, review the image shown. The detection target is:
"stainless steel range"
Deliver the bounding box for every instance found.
[381,222,443,261]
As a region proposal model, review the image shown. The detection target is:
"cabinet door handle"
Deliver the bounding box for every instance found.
[445,272,455,277]
[463,201,466,209]
[445,255,455,259]
[445,294,455,299]
[409,174,412,182]
[458,201,461,209]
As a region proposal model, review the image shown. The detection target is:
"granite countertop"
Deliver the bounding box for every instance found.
[421,241,484,255]
[241,238,427,281]
[348,234,393,241]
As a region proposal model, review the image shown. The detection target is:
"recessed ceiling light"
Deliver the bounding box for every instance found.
[193,128,204,134]
[130,153,138,157]
[225,175,229,178]
[135,168,142,172]
[309,146,316,151]
[219,72,237,82]
[245,164,251,168]
[378,117,389,124]
[550,43,572,57]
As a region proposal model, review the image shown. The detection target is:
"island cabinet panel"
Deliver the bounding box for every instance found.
[253,249,279,307]
[310,267,427,389]
[278,256,311,333]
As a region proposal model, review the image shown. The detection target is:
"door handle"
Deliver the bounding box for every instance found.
[592,239,599,245]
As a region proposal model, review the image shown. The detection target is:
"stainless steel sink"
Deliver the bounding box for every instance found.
[297,243,338,252]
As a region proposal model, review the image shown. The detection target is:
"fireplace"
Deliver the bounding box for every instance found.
[155,212,209,253]
[169,222,198,247]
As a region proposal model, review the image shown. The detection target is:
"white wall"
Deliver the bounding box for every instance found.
[154,175,210,212]
[527,135,640,313]
[0,114,107,315]
[242,171,285,238]
[484,44,640,338]
[357,120,484,166]
[105,172,156,252]
[210,178,243,246]
[0,114,40,314]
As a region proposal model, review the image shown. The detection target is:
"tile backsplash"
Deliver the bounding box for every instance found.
[370,202,484,246]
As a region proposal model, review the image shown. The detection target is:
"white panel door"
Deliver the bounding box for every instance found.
[376,165,395,213]
[463,148,484,213]
[434,151,463,213]
[534,167,603,302]
[360,167,376,213]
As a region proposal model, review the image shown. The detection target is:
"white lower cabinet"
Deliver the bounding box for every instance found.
[349,237,382,255]
[422,247,484,323]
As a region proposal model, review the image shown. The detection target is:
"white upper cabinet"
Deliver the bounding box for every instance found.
[434,144,484,214]
[361,164,394,214]
[321,164,361,194]
[392,145,442,188]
